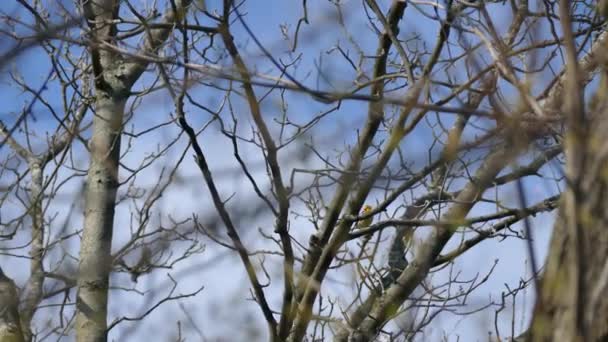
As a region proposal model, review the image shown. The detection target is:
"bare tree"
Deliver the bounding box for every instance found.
[1,0,607,341]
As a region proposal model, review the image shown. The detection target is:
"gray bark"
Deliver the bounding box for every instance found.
[20,161,44,342]
[74,1,191,340]
[75,95,124,342]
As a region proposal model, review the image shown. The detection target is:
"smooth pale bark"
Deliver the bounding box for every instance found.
[75,3,123,339]
[19,162,44,342]
[75,95,125,342]
[74,0,191,339]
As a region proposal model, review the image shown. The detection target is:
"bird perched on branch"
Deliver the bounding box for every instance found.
[357,205,374,229]
[0,267,24,342]
[356,204,376,247]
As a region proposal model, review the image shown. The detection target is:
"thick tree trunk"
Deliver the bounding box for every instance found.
[528,211,608,341]
[75,95,124,342]
[528,183,608,340]
[528,76,608,341]
[74,3,123,340]
[73,0,190,339]
[528,184,608,341]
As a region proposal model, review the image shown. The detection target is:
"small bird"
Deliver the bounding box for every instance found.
[357,205,374,228]
[355,205,376,259]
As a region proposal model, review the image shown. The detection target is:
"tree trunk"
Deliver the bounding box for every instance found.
[528,181,608,341]
[528,74,608,341]
[75,95,124,342]
[74,0,189,339]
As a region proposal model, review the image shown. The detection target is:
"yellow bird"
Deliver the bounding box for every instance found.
[357,205,374,228]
